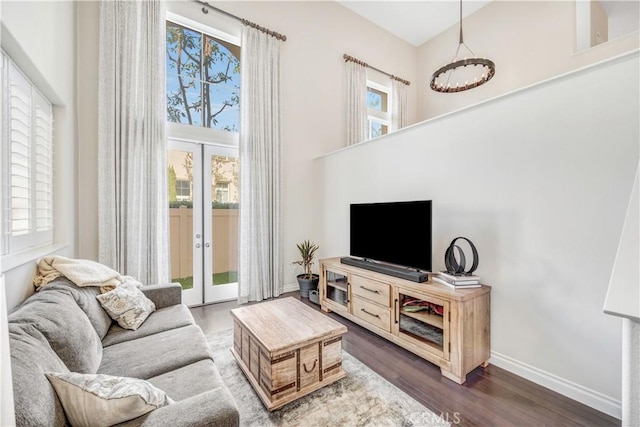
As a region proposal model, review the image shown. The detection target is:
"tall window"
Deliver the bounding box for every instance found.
[166,20,240,132]
[1,52,54,255]
[367,81,390,139]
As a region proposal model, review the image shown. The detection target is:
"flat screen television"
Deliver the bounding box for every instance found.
[350,200,432,272]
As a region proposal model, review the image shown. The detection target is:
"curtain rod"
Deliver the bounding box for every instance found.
[194,1,287,41]
[343,54,410,86]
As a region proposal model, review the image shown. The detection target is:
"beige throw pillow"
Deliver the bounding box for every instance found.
[96,283,155,330]
[45,372,173,427]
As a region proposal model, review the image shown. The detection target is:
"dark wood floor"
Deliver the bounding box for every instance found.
[193,292,619,427]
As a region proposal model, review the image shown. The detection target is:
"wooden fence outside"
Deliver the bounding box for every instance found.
[169,207,239,279]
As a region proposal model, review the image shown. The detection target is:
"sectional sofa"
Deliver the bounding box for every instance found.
[8,278,239,426]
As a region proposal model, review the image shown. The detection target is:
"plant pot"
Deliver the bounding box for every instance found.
[296,274,319,298]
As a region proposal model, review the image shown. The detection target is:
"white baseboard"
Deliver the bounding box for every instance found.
[283,282,299,293]
[490,351,621,419]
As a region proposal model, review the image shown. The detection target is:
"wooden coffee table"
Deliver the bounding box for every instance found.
[230,297,348,410]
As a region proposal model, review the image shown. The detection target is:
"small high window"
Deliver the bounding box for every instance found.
[366,82,390,139]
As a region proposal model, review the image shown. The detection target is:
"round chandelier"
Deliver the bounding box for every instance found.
[430,0,495,93]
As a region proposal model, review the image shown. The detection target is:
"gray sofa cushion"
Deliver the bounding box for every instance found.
[115,388,239,427]
[9,323,69,427]
[41,278,113,339]
[146,359,224,401]
[141,283,182,309]
[102,304,195,347]
[99,325,213,379]
[9,288,103,373]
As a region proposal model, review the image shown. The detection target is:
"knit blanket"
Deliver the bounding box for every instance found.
[33,256,141,292]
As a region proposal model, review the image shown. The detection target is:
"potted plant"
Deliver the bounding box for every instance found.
[293,240,319,298]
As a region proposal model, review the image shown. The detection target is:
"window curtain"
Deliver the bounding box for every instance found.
[391,79,408,131]
[97,0,169,284]
[346,61,367,146]
[238,26,284,304]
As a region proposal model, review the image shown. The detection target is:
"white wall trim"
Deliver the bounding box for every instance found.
[315,49,640,161]
[1,243,67,273]
[490,351,622,419]
[0,274,16,427]
[283,281,299,294]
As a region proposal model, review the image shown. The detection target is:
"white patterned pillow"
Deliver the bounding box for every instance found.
[96,283,155,330]
[45,372,173,427]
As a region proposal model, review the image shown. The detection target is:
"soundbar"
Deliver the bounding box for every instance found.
[340,257,429,283]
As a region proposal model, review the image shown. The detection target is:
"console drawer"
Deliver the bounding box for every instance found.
[352,296,391,333]
[351,275,390,306]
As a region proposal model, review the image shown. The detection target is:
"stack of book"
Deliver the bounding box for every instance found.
[433,271,481,289]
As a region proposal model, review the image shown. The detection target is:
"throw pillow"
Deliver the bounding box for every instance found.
[45,372,173,427]
[96,283,156,330]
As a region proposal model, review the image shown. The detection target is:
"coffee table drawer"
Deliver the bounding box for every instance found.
[299,343,320,390]
[353,296,391,333]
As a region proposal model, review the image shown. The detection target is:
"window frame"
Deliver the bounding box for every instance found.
[175,179,191,201]
[366,80,391,140]
[166,12,241,145]
[1,51,54,257]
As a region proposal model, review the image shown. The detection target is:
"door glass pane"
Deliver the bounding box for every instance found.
[168,150,194,290]
[325,270,348,308]
[210,155,239,287]
[398,293,444,349]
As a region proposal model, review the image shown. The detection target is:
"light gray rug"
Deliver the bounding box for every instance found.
[207,329,449,427]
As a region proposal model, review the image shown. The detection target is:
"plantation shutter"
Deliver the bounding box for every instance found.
[33,90,54,234]
[3,55,54,253]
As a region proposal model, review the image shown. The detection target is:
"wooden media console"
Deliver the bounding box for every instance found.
[320,257,491,384]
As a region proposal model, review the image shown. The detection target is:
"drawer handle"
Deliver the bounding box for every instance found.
[361,308,380,318]
[359,286,380,294]
[303,359,317,373]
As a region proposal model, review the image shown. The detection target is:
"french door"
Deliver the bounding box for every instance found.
[168,140,239,306]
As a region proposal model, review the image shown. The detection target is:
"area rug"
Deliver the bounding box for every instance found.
[207,329,449,427]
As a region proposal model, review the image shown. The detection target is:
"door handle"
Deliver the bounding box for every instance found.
[394,299,399,324]
[195,243,201,248]
[205,243,210,248]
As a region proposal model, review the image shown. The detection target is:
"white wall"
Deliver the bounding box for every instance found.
[418,1,640,120]
[1,1,77,310]
[77,1,99,264]
[317,52,640,417]
[77,0,419,287]
[0,274,15,427]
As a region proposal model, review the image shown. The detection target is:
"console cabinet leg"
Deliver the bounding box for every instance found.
[481,361,490,368]
[321,306,331,313]
[441,369,465,385]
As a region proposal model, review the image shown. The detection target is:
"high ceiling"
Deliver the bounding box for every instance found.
[337,1,492,47]
[338,1,640,48]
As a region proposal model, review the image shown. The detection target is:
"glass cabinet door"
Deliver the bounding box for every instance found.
[395,290,449,360]
[322,268,349,311]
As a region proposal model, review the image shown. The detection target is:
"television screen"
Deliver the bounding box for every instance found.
[350,200,432,271]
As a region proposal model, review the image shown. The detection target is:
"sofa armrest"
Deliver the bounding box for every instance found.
[118,388,239,427]
[141,283,182,309]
